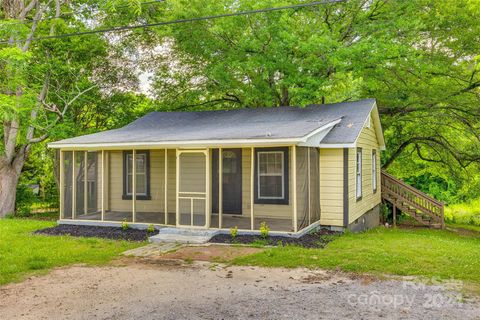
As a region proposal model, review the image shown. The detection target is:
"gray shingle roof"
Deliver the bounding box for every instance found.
[49,99,378,147]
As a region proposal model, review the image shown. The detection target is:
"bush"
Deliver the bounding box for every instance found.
[230,226,238,240]
[147,224,155,233]
[445,199,480,226]
[121,219,129,230]
[15,184,36,217]
[259,221,270,239]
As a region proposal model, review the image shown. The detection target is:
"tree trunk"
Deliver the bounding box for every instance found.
[0,164,21,218]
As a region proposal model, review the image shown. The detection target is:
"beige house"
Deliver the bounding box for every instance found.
[49,99,385,234]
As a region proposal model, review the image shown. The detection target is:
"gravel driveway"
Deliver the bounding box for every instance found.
[0,259,478,320]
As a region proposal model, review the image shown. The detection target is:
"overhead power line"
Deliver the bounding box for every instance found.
[1,0,166,28]
[0,0,346,45]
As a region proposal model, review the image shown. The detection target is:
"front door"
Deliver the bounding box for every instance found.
[212,149,242,214]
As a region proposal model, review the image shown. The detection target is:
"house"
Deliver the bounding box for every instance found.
[48,98,385,234]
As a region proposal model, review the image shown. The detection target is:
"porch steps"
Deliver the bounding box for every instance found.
[149,227,220,244]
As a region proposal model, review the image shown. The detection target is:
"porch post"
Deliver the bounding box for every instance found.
[219,147,223,229]
[205,148,210,228]
[164,148,168,225]
[132,149,136,222]
[292,145,298,232]
[59,150,64,219]
[101,150,105,221]
[250,147,254,230]
[72,150,76,219]
[175,149,179,227]
[84,151,88,216]
[307,148,311,225]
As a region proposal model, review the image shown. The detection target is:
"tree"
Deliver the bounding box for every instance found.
[133,0,480,202]
[0,0,108,217]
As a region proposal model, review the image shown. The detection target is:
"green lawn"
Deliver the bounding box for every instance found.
[233,227,480,288]
[0,219,142,285]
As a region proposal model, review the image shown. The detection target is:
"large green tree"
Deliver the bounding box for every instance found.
[130,0,480,202]
[0,0,112,217]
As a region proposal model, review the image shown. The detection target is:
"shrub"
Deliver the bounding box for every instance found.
[147,224,155,233]
[259,221,270,239]
[230,226,238,240]
[121,219,129,230]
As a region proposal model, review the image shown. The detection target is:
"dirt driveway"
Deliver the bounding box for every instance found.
[0,257,479,320]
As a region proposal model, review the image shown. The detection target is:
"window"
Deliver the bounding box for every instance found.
[356,148,362,200]
[254,147,289,205]
[372,149,377,193]
[123,151,150,200]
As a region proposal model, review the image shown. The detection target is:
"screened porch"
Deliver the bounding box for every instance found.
[58,146,321,234]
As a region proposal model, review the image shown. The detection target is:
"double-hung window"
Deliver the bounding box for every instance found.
[356,148,362,200]
[254,147,289,204]
[123,151,151,200]
[372,149,377,193]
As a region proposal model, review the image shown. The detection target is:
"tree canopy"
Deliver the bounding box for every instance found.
[1,0,479,215]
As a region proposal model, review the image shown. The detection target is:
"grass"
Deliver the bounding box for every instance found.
[0,219,143,285]
[233,227,480,290]
[445,199,480,226]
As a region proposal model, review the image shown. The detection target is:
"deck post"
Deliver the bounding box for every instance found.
[250,147,254,230]
[292,145,298,232]
[101,150,105,221]
[175,149,179,227]
[164,148,168,225]
[59,150,64,219]
[132,149,136,222]
[393,205,396,227]
[72,150,76,220]
[219,148,223,229]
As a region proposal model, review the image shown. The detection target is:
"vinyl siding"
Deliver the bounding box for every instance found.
[242,147,293,219]
[348,115,382,224]
[319,148,344,227]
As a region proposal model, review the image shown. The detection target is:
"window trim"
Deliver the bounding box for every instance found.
[356,147,362,201]
[122,150,151,200]
[372,149,377,193]
[254,147,289,205]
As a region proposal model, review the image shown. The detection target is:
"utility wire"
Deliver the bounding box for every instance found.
[0,0,346,45]
[1,0,166,28]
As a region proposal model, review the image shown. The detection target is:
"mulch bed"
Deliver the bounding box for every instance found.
[34,225,158,242]
[209,229,340,248]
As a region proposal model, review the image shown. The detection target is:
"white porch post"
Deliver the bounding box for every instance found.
[175,149,179,227]
[59,150,64,219]
[101,150,105,221]
[164,148,168,225]
[72,150,76,219]
[205,148,210,228]
[132,149,136,222]
[292,145,298,232]
[218,147,223,229]
[250,147,254,230]
[307,148,311,225]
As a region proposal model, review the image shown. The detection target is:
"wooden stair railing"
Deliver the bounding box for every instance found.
[381,171,445,229]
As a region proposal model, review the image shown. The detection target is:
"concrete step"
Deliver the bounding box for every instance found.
[149,227,220,244]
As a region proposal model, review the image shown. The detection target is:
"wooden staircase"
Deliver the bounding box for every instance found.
[381,171,445,229]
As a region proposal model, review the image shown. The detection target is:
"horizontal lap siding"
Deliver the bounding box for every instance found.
[348,117,382,224]
[319,149,344,227]
[242,148,293,219]
[108,150,169,213]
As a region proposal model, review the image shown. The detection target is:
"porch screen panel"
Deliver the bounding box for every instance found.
[74,151,86,219]
[104,150,133,222]
[309,148,321,224]
[178,152,207,227]
[296,147,309,231]
[79,151,101,220]
[62,151,73,219]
